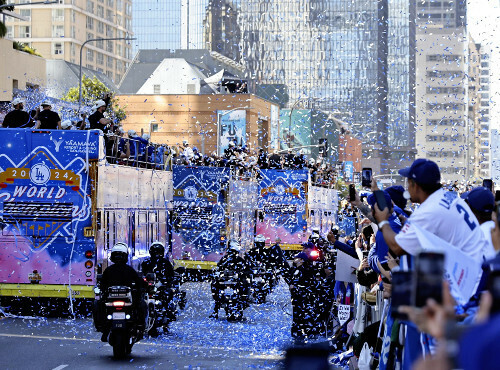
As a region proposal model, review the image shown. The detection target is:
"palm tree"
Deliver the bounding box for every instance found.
[0,1,15,38]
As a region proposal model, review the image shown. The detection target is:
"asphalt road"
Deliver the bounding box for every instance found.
[0,281,294,369]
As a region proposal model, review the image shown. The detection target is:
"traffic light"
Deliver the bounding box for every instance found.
[319,138,327,157]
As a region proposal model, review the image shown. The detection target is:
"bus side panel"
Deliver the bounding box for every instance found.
[95,164,172,269]
[228,179,258,253]
[256,169,309,246]
[308,186,339,235]
[0,129,100,286]
[171,166,229,262]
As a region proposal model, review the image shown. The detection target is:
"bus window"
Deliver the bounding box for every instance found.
[149,211,159,244]
[128,211,136,256]
[137,211,148,257]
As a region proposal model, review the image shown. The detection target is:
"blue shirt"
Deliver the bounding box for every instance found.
[368,212,402,273]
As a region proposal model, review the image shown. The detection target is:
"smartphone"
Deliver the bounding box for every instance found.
[362,250,369,260]
[361,168,372,187]
[483,179,493,192]
[349,184,356,202]
[488,271,500,314]
[495,190,500,202]
[373,190,388,211]
[391,271,413,319]
[414,252,445,307]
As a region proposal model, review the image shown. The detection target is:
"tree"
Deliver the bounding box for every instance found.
[0,1,15,38]
[62,75,127,122]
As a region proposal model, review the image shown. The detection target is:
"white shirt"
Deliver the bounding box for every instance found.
[395,188,489,264]
[480,220,496,260]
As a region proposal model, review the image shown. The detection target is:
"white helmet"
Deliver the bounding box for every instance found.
[228,240,242,252]
[41,100,52,107]
[128,129,137,137]
[61,120,73,129]
[11,98,24,107]
[255,234,266,243]
[142,133,150,140]
[111,242,128,254]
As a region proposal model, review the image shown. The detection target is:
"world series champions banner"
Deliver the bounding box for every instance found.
[171,166,230,262]
[256,169,308,246]
[0,129,100,284]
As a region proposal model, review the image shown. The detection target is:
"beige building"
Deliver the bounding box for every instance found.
[118,94,280,154]
[468,40,482,180]
[5,0,133,84]
[0,38,46,102]
[415,1,470,182]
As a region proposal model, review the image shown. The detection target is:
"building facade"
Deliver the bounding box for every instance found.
[414,0,470,182]
[478,51,491,178]
[5,0,133,84]
[118,94,279,154]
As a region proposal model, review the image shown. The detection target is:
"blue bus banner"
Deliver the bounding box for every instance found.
[0,129,100,285]
[256,169,308,246]
[171,166,230,262]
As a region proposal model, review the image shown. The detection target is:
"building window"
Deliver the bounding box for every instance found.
[106,9,113,22]
[107,0,114,7]
[116,14,122,26]
[20,26,30,38]
[97,5,104,18]
[71,26,75,38]
[86,0,94,13]
[86,16,94,30]
[19,9,31,20]
[96,39,104,49]
[97,21,104,34]
[107,55,113,68]
[116,0,122,11]
[151,123,159,132]
[87,49,94,61]
[106,70,113,79]
[106,40,113,52]
[106,25,113,37]
[52,25,64,38]
[52,8,64,21]
[53,42,64,55]
[153,85,161,94]
[6,26,13,38]
[97,52,104,65]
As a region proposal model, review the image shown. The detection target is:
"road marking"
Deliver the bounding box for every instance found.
[0,332,282,360]
[52,365,68,370]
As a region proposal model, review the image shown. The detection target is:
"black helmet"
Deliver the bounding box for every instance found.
[150,242,165,258]
[110,242,129,264]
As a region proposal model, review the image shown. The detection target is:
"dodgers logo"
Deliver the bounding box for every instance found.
[29,163,51,185]
[184,186,198,201]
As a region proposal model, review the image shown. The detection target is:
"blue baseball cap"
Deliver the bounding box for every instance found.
[398,158,441,185]
[385,185,407,210]
[466,187,495,213]
[367,191,392,209]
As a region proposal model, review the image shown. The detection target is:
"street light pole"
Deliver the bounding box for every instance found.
[78,36,136,112]
[0,0,57,9]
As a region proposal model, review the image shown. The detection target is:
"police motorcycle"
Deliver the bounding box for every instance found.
[246,235,278,304]
[210,240,251,322]
[93,243,150,358]
[141,242,187,336]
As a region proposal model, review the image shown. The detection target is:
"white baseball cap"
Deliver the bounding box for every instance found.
[41,100,52,106]
[11,98,24,106]
[93,100,106,109]
[142,133,150,140]
[128,129,138,137]
[61,120,73,129]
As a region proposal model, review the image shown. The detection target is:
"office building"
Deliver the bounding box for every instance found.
[478,51,491,178]
[5,0,133,84]
[414,0,470,182]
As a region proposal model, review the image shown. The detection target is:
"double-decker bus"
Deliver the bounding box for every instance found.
[0,129,171,310]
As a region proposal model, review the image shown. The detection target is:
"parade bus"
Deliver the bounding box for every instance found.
[0,129,171,309]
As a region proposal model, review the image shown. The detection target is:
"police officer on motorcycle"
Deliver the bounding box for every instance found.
[210,240,251,320]
[246,234,289,276]
[141,242,175,281]
[96,242,148,342]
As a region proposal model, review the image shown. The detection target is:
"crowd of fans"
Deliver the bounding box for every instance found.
[313,159,500,369]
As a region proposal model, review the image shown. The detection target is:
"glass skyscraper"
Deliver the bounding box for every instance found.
[132,0,416,172]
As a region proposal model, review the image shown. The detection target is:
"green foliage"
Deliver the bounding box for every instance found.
[13,41,42,57]
[62,75,127,122]
[335,178,349,199]
[0,1,14,38]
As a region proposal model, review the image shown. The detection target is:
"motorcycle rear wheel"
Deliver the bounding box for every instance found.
[112,333,129,359]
